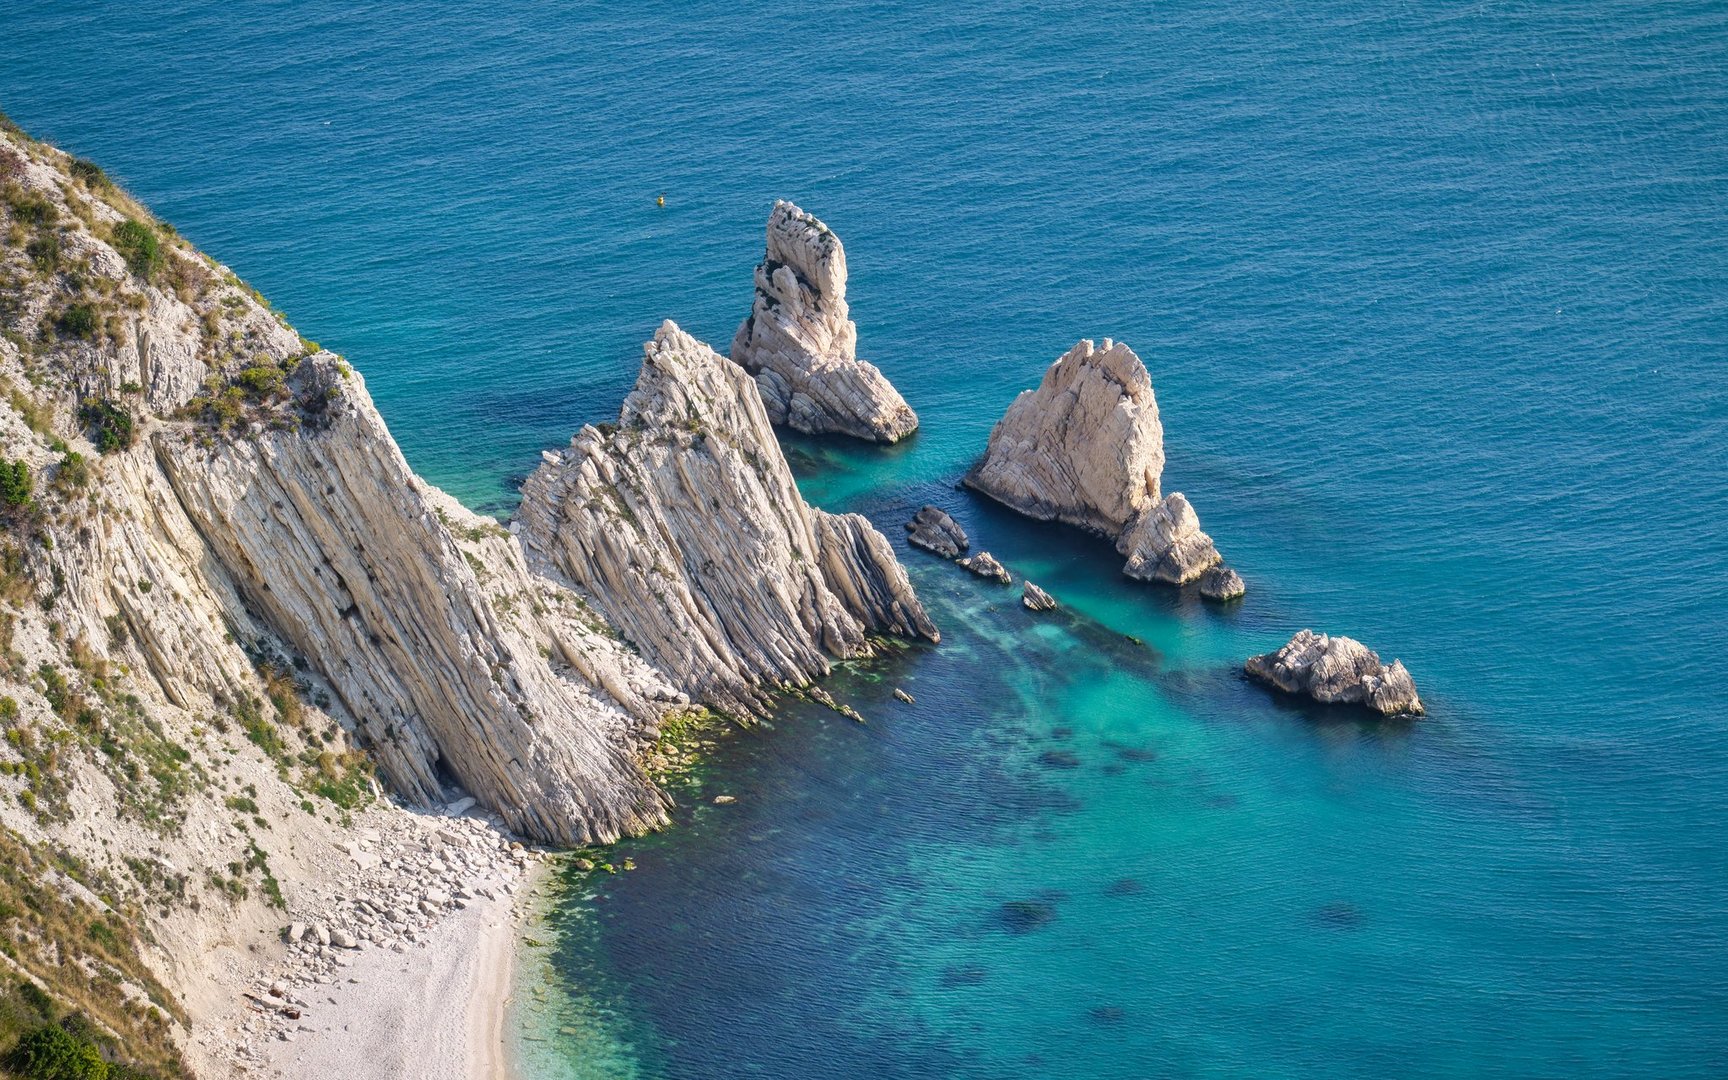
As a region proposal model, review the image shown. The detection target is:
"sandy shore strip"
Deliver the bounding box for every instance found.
[261,880,529,1080]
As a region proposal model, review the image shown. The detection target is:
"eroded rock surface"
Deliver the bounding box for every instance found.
[1022,582,1057,611]
[958,551,1011,583]
[1200,565,1246,601]
[906,505,969,559]
[965,338,1241,591]
[729,201,917,443]
[517,321,937,716]
[1244,630,1423,715]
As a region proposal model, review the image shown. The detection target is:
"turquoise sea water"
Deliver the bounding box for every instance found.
[7,2,1728,1076]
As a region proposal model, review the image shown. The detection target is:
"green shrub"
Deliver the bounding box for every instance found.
[25,233,59,274]
[2,187,55,228]
[235,364,285,398]
[109,220,162,282]
[5,1023,107,1080]
[51,451,88,495]
[0,461,32,511]
[53,305,98,341]
[68,159,107,189]
[78,401,134,454]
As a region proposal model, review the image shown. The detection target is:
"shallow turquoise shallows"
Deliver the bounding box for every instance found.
[7,2,1728,1076]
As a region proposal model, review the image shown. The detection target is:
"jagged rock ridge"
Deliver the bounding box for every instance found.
[517,321,937,716]
[730,200,918,443]
[965,338,1241,592]
[1245,630,1423,715]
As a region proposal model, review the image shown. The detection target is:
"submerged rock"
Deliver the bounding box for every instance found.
[518,321,937,717]
[1244,629,1423,715]
[957,551,1011,584]
[905,505,969,559]
[729,201,917,443]
[1022,581,1057,611]
[996,899,1058,934]
[965,338,1242,592]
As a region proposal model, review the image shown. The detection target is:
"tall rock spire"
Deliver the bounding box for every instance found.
[730,201,918,443]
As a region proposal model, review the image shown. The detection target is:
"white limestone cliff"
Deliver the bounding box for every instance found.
[729,201,918,443]
[517,322,937,716]
[965,338,1242,592]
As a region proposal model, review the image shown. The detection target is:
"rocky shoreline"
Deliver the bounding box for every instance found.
[0,111,1428,1079]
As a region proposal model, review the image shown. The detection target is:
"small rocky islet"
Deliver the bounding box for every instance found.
[1244,630,1423,716]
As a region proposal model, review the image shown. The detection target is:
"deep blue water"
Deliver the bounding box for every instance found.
[7,2,1728,1076]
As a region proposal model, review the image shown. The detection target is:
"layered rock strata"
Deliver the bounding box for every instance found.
[517,322,937,716]
[906,504,970,559]
[157,358,683,845]
[1022,582,1058,611]
[1244,630,1423,715]
[966,338,1241,593]
[730,201,917,443]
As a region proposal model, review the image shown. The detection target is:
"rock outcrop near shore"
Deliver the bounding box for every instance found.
[965,338,1241,592]
[1244,630,1423,715]
[906,504,969,559]
[517,322,937,716]
[730,201,918,443]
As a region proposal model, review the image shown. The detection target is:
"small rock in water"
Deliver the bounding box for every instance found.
[573,858,595,871]
[1199,564,1246,601]
[1244,629,1423,715]
[1021,581,1058,611]
[904,505,970,559]
[713,795,737,805]
[892,688,915,704]
[958,551,1011,584]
